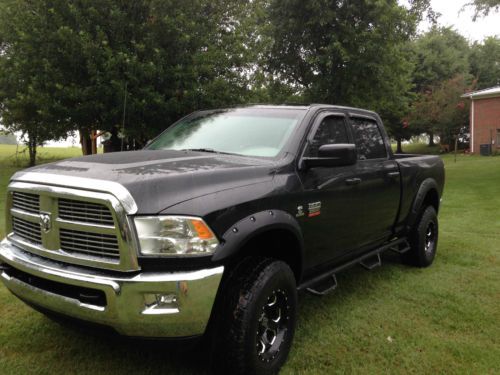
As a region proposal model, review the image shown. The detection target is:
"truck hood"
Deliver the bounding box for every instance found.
[12,150,276,214]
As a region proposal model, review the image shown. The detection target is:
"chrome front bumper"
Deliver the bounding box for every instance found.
[0,238,224,337]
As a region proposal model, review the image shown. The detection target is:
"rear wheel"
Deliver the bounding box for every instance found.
[211,257,297,375]
[403,205,438,267]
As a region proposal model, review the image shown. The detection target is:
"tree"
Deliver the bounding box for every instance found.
[0,0,71,165]
[411,27,470,93]
[261,0,433,149]
[466,0,500,19]
[410,27,470,145]
[410,75,472,149]
[0,0,259,157]
[469,37,500,89]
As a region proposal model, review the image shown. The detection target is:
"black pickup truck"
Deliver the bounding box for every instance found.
[0,105,444,374]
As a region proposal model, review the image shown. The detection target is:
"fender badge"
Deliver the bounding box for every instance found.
[296,205,305,217]
[308,201,321,217]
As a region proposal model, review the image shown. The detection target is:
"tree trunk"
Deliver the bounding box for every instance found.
[28,136,37,167]
[428,131,435,146]
[80,128,93,155]
[91,130,97,154]
[396,137,403,153]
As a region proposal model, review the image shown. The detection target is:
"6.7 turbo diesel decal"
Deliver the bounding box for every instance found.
[296,201,322,218]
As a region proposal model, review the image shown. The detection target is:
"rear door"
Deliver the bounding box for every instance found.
[346,115,401,250]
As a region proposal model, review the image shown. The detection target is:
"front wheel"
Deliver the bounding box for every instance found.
[403,205,439,267]
[211,257,297,375]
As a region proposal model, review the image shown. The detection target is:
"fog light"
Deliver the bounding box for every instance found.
[142,293,179,315]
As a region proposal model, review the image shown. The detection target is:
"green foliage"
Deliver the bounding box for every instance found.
[411,27,471,92]
[469,36,500,89]
[466,0,500,19]
[0,0,260,157]
[411,75,472,145]
[409,27,472,145]
[262,0,433,142]
[0,0,484,156]
[0,0,73,164]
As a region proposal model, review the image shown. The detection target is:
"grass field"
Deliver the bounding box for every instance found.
[0,145,499,374]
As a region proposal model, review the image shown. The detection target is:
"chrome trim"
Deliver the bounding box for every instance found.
[11,172,138,214]
[6,181,139,271]
[0,239,224,337]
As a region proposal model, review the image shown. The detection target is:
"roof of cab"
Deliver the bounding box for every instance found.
[243,103,379,116]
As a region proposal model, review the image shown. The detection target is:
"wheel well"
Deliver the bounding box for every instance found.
[236,229,302,283]
[422,188,440,213]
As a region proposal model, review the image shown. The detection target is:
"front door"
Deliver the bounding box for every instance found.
[298,112,364,269]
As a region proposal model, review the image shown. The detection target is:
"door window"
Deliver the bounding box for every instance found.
[350,117,387,160]
[306,116,349,157]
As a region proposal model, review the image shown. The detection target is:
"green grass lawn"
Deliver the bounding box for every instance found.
[0,145,499,374]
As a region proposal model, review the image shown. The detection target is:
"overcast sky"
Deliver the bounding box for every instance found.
[419,0,500,41]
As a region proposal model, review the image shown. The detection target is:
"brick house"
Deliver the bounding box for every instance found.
[462,87,500,154]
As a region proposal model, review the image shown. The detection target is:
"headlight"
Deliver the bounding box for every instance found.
[134,216,219,256]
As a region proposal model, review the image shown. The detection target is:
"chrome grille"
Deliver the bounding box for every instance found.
[58,198,114,226]
[6,181,138,271]
[12,216,42,245]
[60,228,120,259]
[12,192,40,214]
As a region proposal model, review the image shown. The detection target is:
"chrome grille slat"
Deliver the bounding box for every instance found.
[59,245,120,258]
[12,217,42,244]
[12,223,41,239]
[60,234,118,246]
[59,228,120,259]
[59,230,119,243]
[59,205,113,214]
[58,213,114,223]
[58,198,115,226]
[12,192,40,214]
[59,208,113,217]
[61,236,118,251]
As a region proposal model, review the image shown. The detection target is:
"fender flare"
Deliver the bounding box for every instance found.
[211,209,304,270]
[406,178,440,231]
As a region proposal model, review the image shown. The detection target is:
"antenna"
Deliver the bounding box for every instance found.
[121,81,128,152]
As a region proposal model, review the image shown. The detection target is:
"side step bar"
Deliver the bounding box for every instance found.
[306,274,337,296]
[359,253,381,270]
[299,238,409,296]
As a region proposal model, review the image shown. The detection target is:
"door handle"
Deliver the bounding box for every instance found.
[387,171,400,179]
[345,178,362,185]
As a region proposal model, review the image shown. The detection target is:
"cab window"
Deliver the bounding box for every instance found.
[350,117,387,160]
[306,116,349,157]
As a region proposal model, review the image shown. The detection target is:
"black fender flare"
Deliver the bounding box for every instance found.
[406,178,440,231]
[211,209,304,271]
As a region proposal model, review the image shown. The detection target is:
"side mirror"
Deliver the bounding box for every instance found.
[302,144,357,168]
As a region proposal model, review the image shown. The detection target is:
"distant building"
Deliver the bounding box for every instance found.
[0,126,17,144]
[462,87,500,154]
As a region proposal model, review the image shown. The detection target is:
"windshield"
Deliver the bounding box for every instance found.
[146,108,306,157]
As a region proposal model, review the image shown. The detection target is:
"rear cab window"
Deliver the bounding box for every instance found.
[349,117,387,160]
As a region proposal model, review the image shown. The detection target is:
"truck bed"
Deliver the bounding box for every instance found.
[393,154,445,235]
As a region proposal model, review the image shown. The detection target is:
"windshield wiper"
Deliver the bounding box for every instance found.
[181,148,219,153]
[180,148,241,156]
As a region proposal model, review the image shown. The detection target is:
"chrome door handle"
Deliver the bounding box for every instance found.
[345,178,362,185]
[387,172,400,178]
